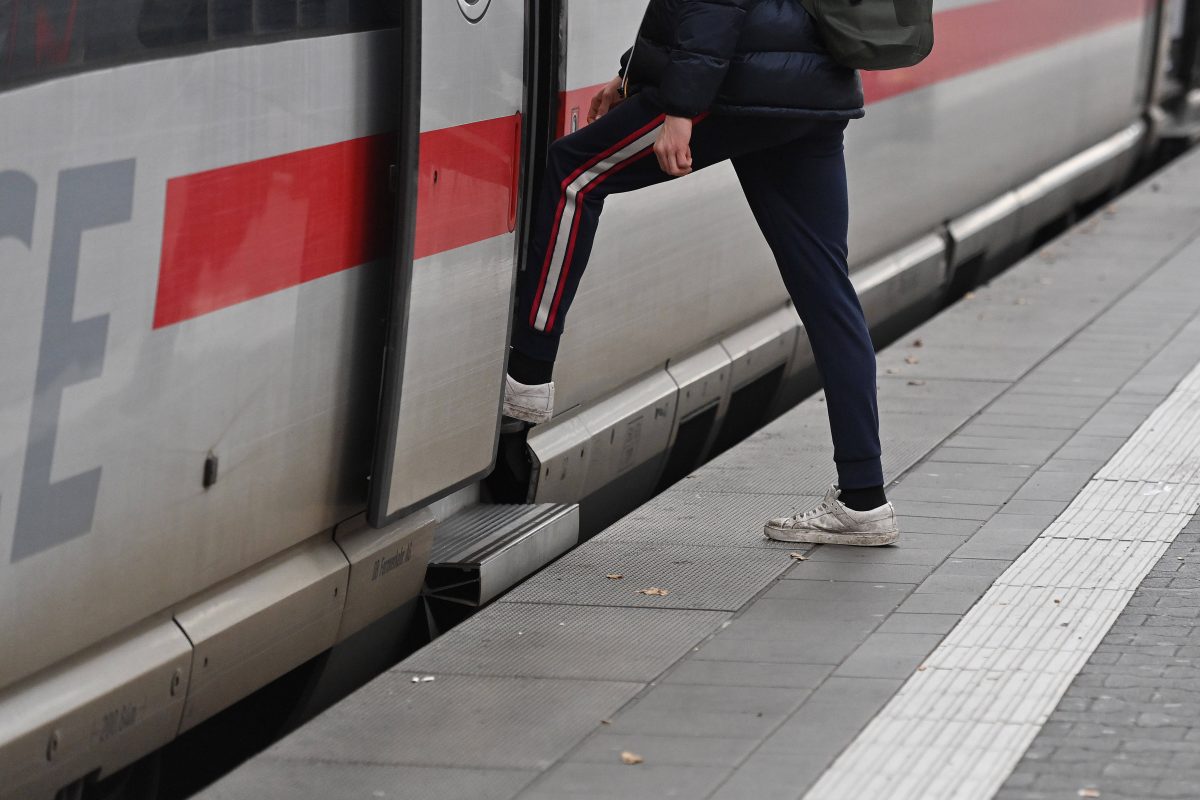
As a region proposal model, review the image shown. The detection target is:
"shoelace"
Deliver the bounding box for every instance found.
[793,498,836,522]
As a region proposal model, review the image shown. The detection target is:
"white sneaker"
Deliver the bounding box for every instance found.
[765,485,899,546]
[502,374,555,424]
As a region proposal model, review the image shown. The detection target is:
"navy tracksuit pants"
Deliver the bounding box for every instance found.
[512,92,883,489]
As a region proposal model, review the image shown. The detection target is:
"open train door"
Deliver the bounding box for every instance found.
[369,0,530,526]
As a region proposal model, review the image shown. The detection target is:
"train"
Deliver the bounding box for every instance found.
[2,0,1199,797]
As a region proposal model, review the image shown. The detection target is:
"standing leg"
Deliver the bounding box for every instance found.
[731,120,885,492]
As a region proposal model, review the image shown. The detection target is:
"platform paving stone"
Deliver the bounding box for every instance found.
[894,589,986,615]
[832,632,944,678]
[660,659,832,690]
[894,514,986,535]
[688,623,872,666]
[780,559,936,584]
[204,762,538,800]
[199,143,1200,800]
[803,537,987,566]
[246,673,643,770]
[1009,470,1096,501]
[499,540,796,611]
[599,490,823,548]
[400,603,729,682]
[884,499,1003,519]
[888,484,1018,505]
[708,676,909,798]
[518,762,730,800]
[875,612,963,635]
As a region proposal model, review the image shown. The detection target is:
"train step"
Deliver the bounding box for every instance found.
[424,503,579,611]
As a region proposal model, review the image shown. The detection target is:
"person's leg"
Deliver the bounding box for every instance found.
[510,96,822,384]
[731,121,886,497]
[511,93,676,375]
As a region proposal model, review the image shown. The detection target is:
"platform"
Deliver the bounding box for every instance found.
[203,144,1200,800]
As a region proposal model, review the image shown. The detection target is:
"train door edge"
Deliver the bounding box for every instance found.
[486,0,566,503]
[367,0,422,528]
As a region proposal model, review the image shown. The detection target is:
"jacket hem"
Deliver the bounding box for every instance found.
[709,103,865,120]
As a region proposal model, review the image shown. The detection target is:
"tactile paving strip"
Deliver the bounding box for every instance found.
[401,603,729,682]
[1095,354,1200,484]
[805,358,1200,800]
[995,510,1200,800]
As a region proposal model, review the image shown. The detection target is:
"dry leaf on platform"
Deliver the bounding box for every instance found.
[905,356,920,364]
[908,380,927,387]
[621,751,644,765]
[789,552,808,561]
[606,574,624,580]
[1078,789,1100,798]
[637,587,670,597]
[912,338,924,347]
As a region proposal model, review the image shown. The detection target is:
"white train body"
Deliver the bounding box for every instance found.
[0,0,1184,795]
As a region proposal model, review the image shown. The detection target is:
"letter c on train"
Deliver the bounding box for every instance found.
[457,0,492,23]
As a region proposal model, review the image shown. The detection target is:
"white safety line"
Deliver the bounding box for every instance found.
[805,359,1200,799]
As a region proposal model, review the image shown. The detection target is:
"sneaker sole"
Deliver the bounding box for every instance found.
[763,525,899,547]
[502,399,552,425]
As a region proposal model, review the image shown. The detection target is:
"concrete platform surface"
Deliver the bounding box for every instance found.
[202,146,1200,800]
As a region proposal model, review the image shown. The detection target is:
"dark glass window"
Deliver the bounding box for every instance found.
[0,0,396,92]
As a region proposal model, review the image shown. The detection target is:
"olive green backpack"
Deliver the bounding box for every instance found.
[800,0,934,70]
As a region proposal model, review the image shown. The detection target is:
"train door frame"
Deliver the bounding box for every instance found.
[367,0,422,528]
[514,0,566,267]
[370,0,555,526]
[485,0,568,505]
[1171,0,1200,128]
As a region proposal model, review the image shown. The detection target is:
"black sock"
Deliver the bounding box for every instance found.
[508,348,555,385]
[839,485,887,511]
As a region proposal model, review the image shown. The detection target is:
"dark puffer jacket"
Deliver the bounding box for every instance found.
[618,0,864,120]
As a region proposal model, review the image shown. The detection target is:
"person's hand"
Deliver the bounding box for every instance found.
[588,76,625,124]
[654,115,694,177]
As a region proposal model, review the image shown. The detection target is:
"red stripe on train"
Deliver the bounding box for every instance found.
[153,115,520,328]
[413,114,521,260]
[154,135,393,329]
[862,0,1154,104]
[155,0,1152,328]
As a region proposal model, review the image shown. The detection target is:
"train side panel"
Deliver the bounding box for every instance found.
[0,31,402,691]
